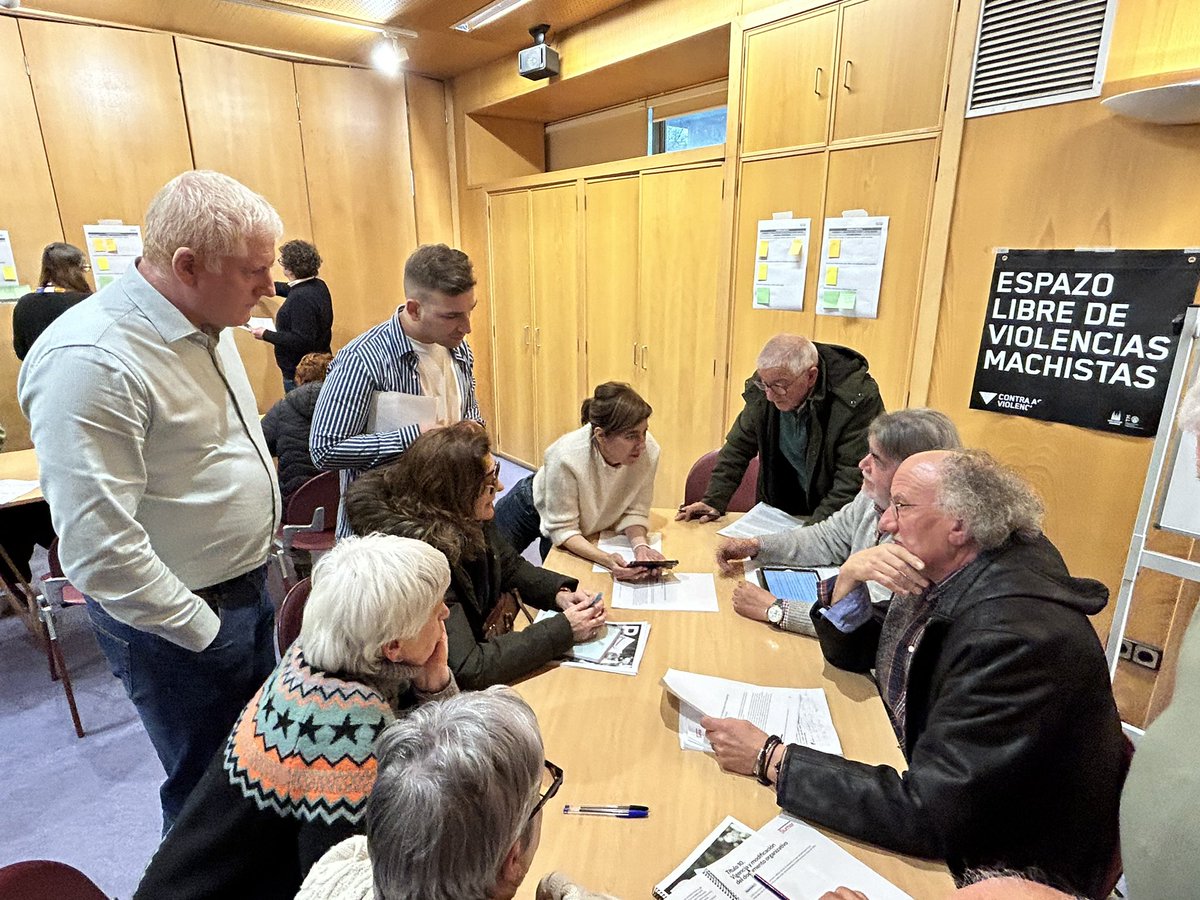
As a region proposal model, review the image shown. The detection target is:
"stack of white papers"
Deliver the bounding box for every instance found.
[0,480,40,506]
[610,574,719,612]
[592,533,664,572]
[533,611,650,676]
[668,813,912,899]
[662,669,842,755]
[717,502,805,539]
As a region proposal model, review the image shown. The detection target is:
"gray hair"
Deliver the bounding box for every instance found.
[143,170,283,271]
[300,533,451,678]
[957,867,1085,899]
[1179,381,1200,435]
[937,450,1044,551]
[368,687,544,900]
[870,408,962,462]
[756,334,818,376]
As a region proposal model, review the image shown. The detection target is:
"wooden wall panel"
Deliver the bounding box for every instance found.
[816,138,936,411]
[295,63,417,347]
[726,152,826,421]
[460,188,496,427]
[176,37,313,410]
[584,177,642,389]
[0,17,65,451]
[406,74,456,246]
[21,20,194,249]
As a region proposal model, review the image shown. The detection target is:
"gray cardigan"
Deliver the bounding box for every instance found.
[755,491,890,633]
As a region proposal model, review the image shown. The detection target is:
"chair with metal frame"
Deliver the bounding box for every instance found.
[273,470,339,592]
[39,538,86,738]
[682,451,760,513]
[276,576,311,655]
[0,859,107,900]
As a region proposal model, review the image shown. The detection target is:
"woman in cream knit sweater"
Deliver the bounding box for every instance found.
[495,382,664,580]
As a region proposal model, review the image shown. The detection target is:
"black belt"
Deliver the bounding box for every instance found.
[195,564,266,610]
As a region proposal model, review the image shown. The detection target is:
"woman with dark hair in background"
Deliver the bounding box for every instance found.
[494,381,664,580]
[252,239,333,392]
[344,421,607,690]
[12,242,92,360]
[262,351,334,505]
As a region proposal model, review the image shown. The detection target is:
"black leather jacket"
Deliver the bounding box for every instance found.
[779,535,1124,899]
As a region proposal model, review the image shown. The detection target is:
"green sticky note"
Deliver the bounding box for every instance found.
[755,287,771,306]
[838,291,857,310]
[821,290,840,308]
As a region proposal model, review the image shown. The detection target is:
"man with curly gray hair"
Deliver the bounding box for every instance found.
[704,449,1125,899]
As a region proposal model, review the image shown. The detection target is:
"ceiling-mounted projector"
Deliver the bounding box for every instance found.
[518,24,559,81]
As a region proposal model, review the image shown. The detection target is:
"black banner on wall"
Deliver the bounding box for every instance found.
[970,250,1200,435]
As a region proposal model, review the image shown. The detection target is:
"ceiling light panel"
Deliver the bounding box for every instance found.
[452,0,532,33]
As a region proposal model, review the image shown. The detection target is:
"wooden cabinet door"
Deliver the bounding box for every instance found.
[530,184,582,463]
[814,138,937,410]
[741,9,838,154]
[832,0,955,142]
[638,166,726,507]
[726,152,827,424]
[584,177,642,392]
[487,190,538,464]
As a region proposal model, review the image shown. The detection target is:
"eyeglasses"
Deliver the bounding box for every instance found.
[889,499,927,518]
[484,461,501,484]
[529,759,563,821]
[751,375,795,395]
[81,264,93,272]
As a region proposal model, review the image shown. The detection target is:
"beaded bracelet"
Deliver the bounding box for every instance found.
[755,734,782,785]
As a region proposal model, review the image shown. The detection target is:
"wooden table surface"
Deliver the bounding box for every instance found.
[0,448,42,507]
[512,509,952,900]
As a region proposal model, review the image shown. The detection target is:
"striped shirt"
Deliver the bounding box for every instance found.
[309,311,482,536]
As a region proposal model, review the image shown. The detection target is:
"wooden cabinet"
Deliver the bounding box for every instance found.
[832,0,955,142]
[487,185,583,467]
[812,138,938,409]
[740,0,955,153]
[584,176,642,389]
[741,9,838,154]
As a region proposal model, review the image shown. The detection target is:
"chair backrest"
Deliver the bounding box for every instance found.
[683,451,760,513]
[284,470,340,530]
[0,860,108,900]
[48,538,64,579]
[276,576,312,654]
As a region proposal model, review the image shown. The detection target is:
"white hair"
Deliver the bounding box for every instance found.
[142,170,283,271]
[937,450,1044,550]
[756,333,818,376]
[1179,380,1200,435]
[368,687,544,900]
[300,533,451,678]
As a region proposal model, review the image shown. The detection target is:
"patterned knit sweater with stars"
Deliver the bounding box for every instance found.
[133,642,457,900]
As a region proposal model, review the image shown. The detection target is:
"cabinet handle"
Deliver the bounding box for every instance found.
[523,325,530,346]
[633,341,639,367]
[843,59,853,91]
[641,344,648,370]
[535,327,541,350]
[814,66,823,97]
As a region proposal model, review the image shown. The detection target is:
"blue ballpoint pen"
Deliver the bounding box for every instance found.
[562,804,648,818]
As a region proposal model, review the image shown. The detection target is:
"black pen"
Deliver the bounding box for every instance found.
[753,873,791,900]
[563,804,648,818]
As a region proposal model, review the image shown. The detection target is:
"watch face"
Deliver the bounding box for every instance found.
[767,603,783,624]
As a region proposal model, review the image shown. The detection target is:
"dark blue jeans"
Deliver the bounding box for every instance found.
[85,564,276,833]
[493,474,551,560]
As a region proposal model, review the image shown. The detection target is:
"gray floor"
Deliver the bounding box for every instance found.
[0,456,535,898]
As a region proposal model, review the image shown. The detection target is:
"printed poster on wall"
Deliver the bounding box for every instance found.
[83,223,143,290]
[0,230,25,301]
[751,218,810,311]
[970,249,1200,435]
[816,216,888,319]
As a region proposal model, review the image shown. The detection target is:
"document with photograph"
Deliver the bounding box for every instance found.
[366,391,438,433]
[661,669,842,755]
[592,532,664,572]
[716,502,806,539]
[533,611,650,676]
[653,815,753,899]
[666,813,911,900]
[611,573,719,612]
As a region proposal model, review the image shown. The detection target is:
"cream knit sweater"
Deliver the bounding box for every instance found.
[532,425,660,547]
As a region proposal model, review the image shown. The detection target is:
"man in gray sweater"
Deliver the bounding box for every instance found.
[716,408,960,636]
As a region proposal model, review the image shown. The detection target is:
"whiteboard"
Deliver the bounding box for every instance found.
[1158,383,1200,539]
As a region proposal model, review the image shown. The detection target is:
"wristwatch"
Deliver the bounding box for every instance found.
[766,599,785,628]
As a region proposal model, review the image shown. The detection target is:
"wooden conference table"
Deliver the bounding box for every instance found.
[512,509,953,900]
[0,448,42,507]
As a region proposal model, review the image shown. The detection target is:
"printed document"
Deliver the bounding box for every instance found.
[662,669,842,755]
[0,480,40,506]
[534,611,651,676]
[366,391,438,433]
[667,813,911,900]
[611,573,719,612]
[654,816,754,899]
[592,532,664,572]
[717,503,805,539]
[242,316,275,331]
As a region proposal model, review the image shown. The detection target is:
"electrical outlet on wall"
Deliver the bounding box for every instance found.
[1121,638,1163,671]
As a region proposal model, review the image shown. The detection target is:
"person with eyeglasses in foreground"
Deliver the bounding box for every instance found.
[134,534,459,900]
[297,687,617,900]
[703,450,1125,900]
[676,333,884,525]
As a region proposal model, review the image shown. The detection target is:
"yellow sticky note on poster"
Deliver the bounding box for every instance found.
[757,263,768,281]
[92,238,105,253]
[106,238,118,253]
[1,265,16,281]
[825,266,839,286]
[97,257,110,271]
[789,239,803,256]
[757,240,769,259]
[828,239,842,259]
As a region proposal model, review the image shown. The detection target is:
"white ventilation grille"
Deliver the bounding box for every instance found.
[966,0,1118,118]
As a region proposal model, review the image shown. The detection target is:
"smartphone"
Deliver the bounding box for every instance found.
[630,559,679,569]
